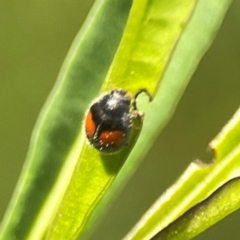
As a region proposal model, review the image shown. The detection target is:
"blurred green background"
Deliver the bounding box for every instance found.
[0,1,239,239]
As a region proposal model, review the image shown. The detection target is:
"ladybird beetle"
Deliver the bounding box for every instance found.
[85,89,134,152]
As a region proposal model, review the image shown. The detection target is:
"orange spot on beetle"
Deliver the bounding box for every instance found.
[99,130,125,146]
[85,112,96,138]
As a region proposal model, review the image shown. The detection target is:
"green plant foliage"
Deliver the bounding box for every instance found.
[102,0,196,96]
[46,0,196,239]
[152,107,240,239]
[1,0,233,239]
[0,0,132,239]
[154,178,240,240]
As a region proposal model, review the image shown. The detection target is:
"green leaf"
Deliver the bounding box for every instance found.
[101,0,196,96]
[153,178,240,240]
[152,106,240,239]
[0,0,132,239]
